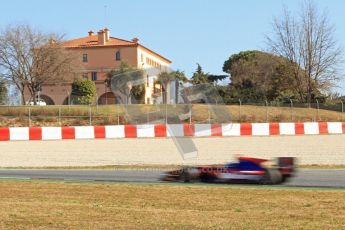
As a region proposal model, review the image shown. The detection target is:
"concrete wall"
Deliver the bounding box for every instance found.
[0,135,344,167]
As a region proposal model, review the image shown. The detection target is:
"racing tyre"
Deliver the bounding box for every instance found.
[181,168,191,183]
[261,169,283,185]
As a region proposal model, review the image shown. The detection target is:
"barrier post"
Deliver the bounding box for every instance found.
[341,101,344,121]
[89,105,92,125]
[238,99,242,122]
[316,99,320,121]
[58,106,61,126]
[117,108,120,125]
[67,91,71,109]
[290,99,293,121]
[28,107,31,127]
[95,93,98,112]
[189,104,192,124]
[208,109,211,124]
[165,100,168,124]
[147,110,150,124]
[265,100,268,122]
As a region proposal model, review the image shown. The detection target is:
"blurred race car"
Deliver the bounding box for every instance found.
[161,156,295,185]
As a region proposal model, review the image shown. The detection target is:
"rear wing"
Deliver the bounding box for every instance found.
[238,156,268,164]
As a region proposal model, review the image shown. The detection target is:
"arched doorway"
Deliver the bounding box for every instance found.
[62,96,70,105]
[40,94,55,105]
[98,92,116,105]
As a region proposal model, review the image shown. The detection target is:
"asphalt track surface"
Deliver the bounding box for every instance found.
[0,169,344,188]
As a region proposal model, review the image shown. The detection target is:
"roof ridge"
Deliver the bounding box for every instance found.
[109,36,134,44]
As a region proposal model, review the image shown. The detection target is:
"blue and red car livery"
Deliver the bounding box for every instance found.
[161,156,295,185]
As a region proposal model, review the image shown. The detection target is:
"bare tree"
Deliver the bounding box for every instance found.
[0,24,83,105]
[266,0,343,104]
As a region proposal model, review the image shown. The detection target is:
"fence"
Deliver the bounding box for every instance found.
[0,101,344,127]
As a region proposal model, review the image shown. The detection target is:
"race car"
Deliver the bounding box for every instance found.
[161,156,295,185]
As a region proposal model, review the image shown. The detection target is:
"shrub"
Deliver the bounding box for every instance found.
[71,79,96,105]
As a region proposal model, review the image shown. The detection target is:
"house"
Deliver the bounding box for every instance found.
[25,28,172,105]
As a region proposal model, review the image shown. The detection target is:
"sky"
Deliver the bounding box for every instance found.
[1,0,345,93]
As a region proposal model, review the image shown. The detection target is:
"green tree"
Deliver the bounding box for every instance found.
[190,64,209,85]
[190,63,227,85]
[171,70,188,83]
[222,50,319,103]
[131,84,146,104]
[156,70,188,104]
[71,79,96,105]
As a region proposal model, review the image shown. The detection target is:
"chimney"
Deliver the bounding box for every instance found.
[97,30,106,45]
[104,28,110,41]
[132,37,139,43]
[88,31,94,36]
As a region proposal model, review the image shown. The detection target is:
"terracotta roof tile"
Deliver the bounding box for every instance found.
[61,35,135,48]
[61,33,171,63]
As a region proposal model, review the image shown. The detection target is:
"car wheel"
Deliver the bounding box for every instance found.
[262,169,283,185]
[200,173,211,183]
[181,168,190,183]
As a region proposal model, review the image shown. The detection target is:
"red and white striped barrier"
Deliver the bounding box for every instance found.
[0,122,344,141]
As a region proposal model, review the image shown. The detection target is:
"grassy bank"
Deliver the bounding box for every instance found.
[0,104,344,127]
[0,181,344,229]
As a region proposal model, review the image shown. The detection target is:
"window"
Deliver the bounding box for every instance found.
[115,51,121,61]
[141,53,144,62]
[91,72,97,81]
[147,75,149,87]
[82,54,88,62]
[82,73,88,79]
